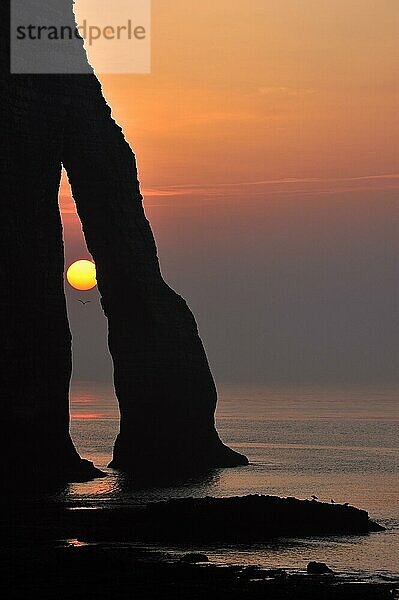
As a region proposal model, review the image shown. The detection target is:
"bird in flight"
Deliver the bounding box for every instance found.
[77,299,91,306]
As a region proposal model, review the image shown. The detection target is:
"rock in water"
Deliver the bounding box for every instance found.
[106,278,249,476]
[180,553,209,563]
[134,495,385,541]
[307,561,334,574]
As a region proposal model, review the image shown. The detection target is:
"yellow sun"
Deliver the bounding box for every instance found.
[66,260,97,291]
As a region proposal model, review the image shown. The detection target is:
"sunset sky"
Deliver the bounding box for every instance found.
[61,0,398,385]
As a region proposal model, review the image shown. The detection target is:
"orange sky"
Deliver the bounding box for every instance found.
[62,1,399,385]
[61,0,398,213]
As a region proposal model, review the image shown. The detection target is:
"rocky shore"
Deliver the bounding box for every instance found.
[3,494,396,599]
[3,544,397,600]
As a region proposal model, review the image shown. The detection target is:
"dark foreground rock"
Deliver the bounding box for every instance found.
[307,561,334,574]
[1,545,397,600]
[137,495,384,541]
[180,552,209,563]
[2,495,394,600]
[4,494,384,547]
[53,495,384,545]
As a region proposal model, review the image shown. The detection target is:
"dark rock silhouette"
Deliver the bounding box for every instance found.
[2,495,393,600]
[45,495,383,545]
[131,495,384,542]
[3,495,384,549]
[0,1,247,486]
[180,553,209,564]
[307,561,334,575]
[3,545,396,600]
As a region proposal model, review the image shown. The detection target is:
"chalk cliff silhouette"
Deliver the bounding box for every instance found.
[0,1,247,486]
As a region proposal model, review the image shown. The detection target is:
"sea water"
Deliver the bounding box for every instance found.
[63,382,398,576]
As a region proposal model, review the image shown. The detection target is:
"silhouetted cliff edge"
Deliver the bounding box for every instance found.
[1,0,247,484]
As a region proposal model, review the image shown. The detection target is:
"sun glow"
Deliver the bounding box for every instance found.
[66,260,97,291]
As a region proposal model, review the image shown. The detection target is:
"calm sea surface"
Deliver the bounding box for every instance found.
[62,383,398,576]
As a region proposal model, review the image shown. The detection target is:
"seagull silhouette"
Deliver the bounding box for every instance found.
[77,299,91,306]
